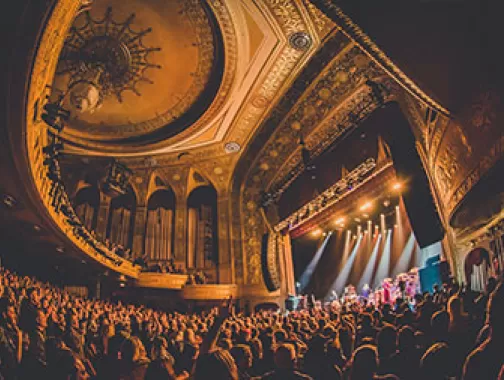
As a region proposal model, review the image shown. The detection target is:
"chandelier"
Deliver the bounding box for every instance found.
[55,7,161,114]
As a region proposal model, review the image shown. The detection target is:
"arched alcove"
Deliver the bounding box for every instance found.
[187,185,218,270]
[74,186,100,231]
[107,187,136,249]
[145,189,176,262]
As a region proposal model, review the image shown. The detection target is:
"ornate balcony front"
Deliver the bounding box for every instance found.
[181,284,238,300]
[135,272,189,290]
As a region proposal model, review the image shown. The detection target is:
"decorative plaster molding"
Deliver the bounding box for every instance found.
[182,284,238,300]
[136,273,188,289]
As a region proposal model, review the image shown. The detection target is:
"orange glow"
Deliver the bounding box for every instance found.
[334,217,346,226]
[392,181,402,191]
[360,201,373,212]
[312,229,322,237]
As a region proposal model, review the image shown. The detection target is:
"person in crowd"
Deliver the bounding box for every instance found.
[0,298,23,379]
[463,281,504,379]
[22,308,48,378]
[230,344,253,380]
[260,343,312,380]
[0,264,502,380]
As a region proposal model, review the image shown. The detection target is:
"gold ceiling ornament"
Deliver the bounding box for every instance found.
[56,7,162,111]
[224,141,241,154]
[288,31,313,51]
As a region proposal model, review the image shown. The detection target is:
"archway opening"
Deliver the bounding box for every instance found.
[187,186,218,272]
[145,189,176,263]
[107,186,136,249]
[74,185,100,231]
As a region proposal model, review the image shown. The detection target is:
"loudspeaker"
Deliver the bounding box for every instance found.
[381,103,445,248]
[261,233,281,292]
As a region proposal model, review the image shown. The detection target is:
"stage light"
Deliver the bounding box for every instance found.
[363,213,369,218]
[322,232,327,237]
[312,229,322,237]
[354,217,361,223]
[334,217,346,226]
[383,199,391,207]
[360,201,373,212]
[392,181,402,191]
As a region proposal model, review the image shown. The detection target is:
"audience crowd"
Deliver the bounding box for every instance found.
[0,263,503,380]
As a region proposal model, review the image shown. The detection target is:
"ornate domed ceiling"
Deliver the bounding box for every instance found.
[50,0,338,159]
[52,0,223,145]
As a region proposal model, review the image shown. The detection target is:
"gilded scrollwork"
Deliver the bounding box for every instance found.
[435,145,458,197]
[470,91,499,131]
[239,42,391,285]
[302,0,336,38]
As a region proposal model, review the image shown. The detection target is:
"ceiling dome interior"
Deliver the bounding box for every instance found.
[52,0,224,147]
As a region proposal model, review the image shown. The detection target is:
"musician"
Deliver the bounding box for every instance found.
[361,284,371,299]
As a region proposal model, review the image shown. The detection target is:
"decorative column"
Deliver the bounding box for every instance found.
[95,193,111,240]
[217,193,232,284]
[132,204,147,258]
[281,233,296,296]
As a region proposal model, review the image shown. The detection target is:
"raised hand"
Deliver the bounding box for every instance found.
[218,296,234,319]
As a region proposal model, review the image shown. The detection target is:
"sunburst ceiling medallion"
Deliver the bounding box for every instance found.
[57,7,161,113]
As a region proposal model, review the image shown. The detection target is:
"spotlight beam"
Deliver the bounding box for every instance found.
[373,230,391,288]
[358,234,382,290]
[391,232,416,277]
[329,234,363,296]
[299,232,332,291]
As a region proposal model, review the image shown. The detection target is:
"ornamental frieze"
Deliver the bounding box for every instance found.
[431,88,503,221]
[240,44,388,285]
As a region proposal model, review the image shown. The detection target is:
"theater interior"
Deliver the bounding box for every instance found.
[0,1,504,378]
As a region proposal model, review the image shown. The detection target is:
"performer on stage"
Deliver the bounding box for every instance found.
[343,284,357,303]
[382,278,393,304]
[361,284,371,299]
